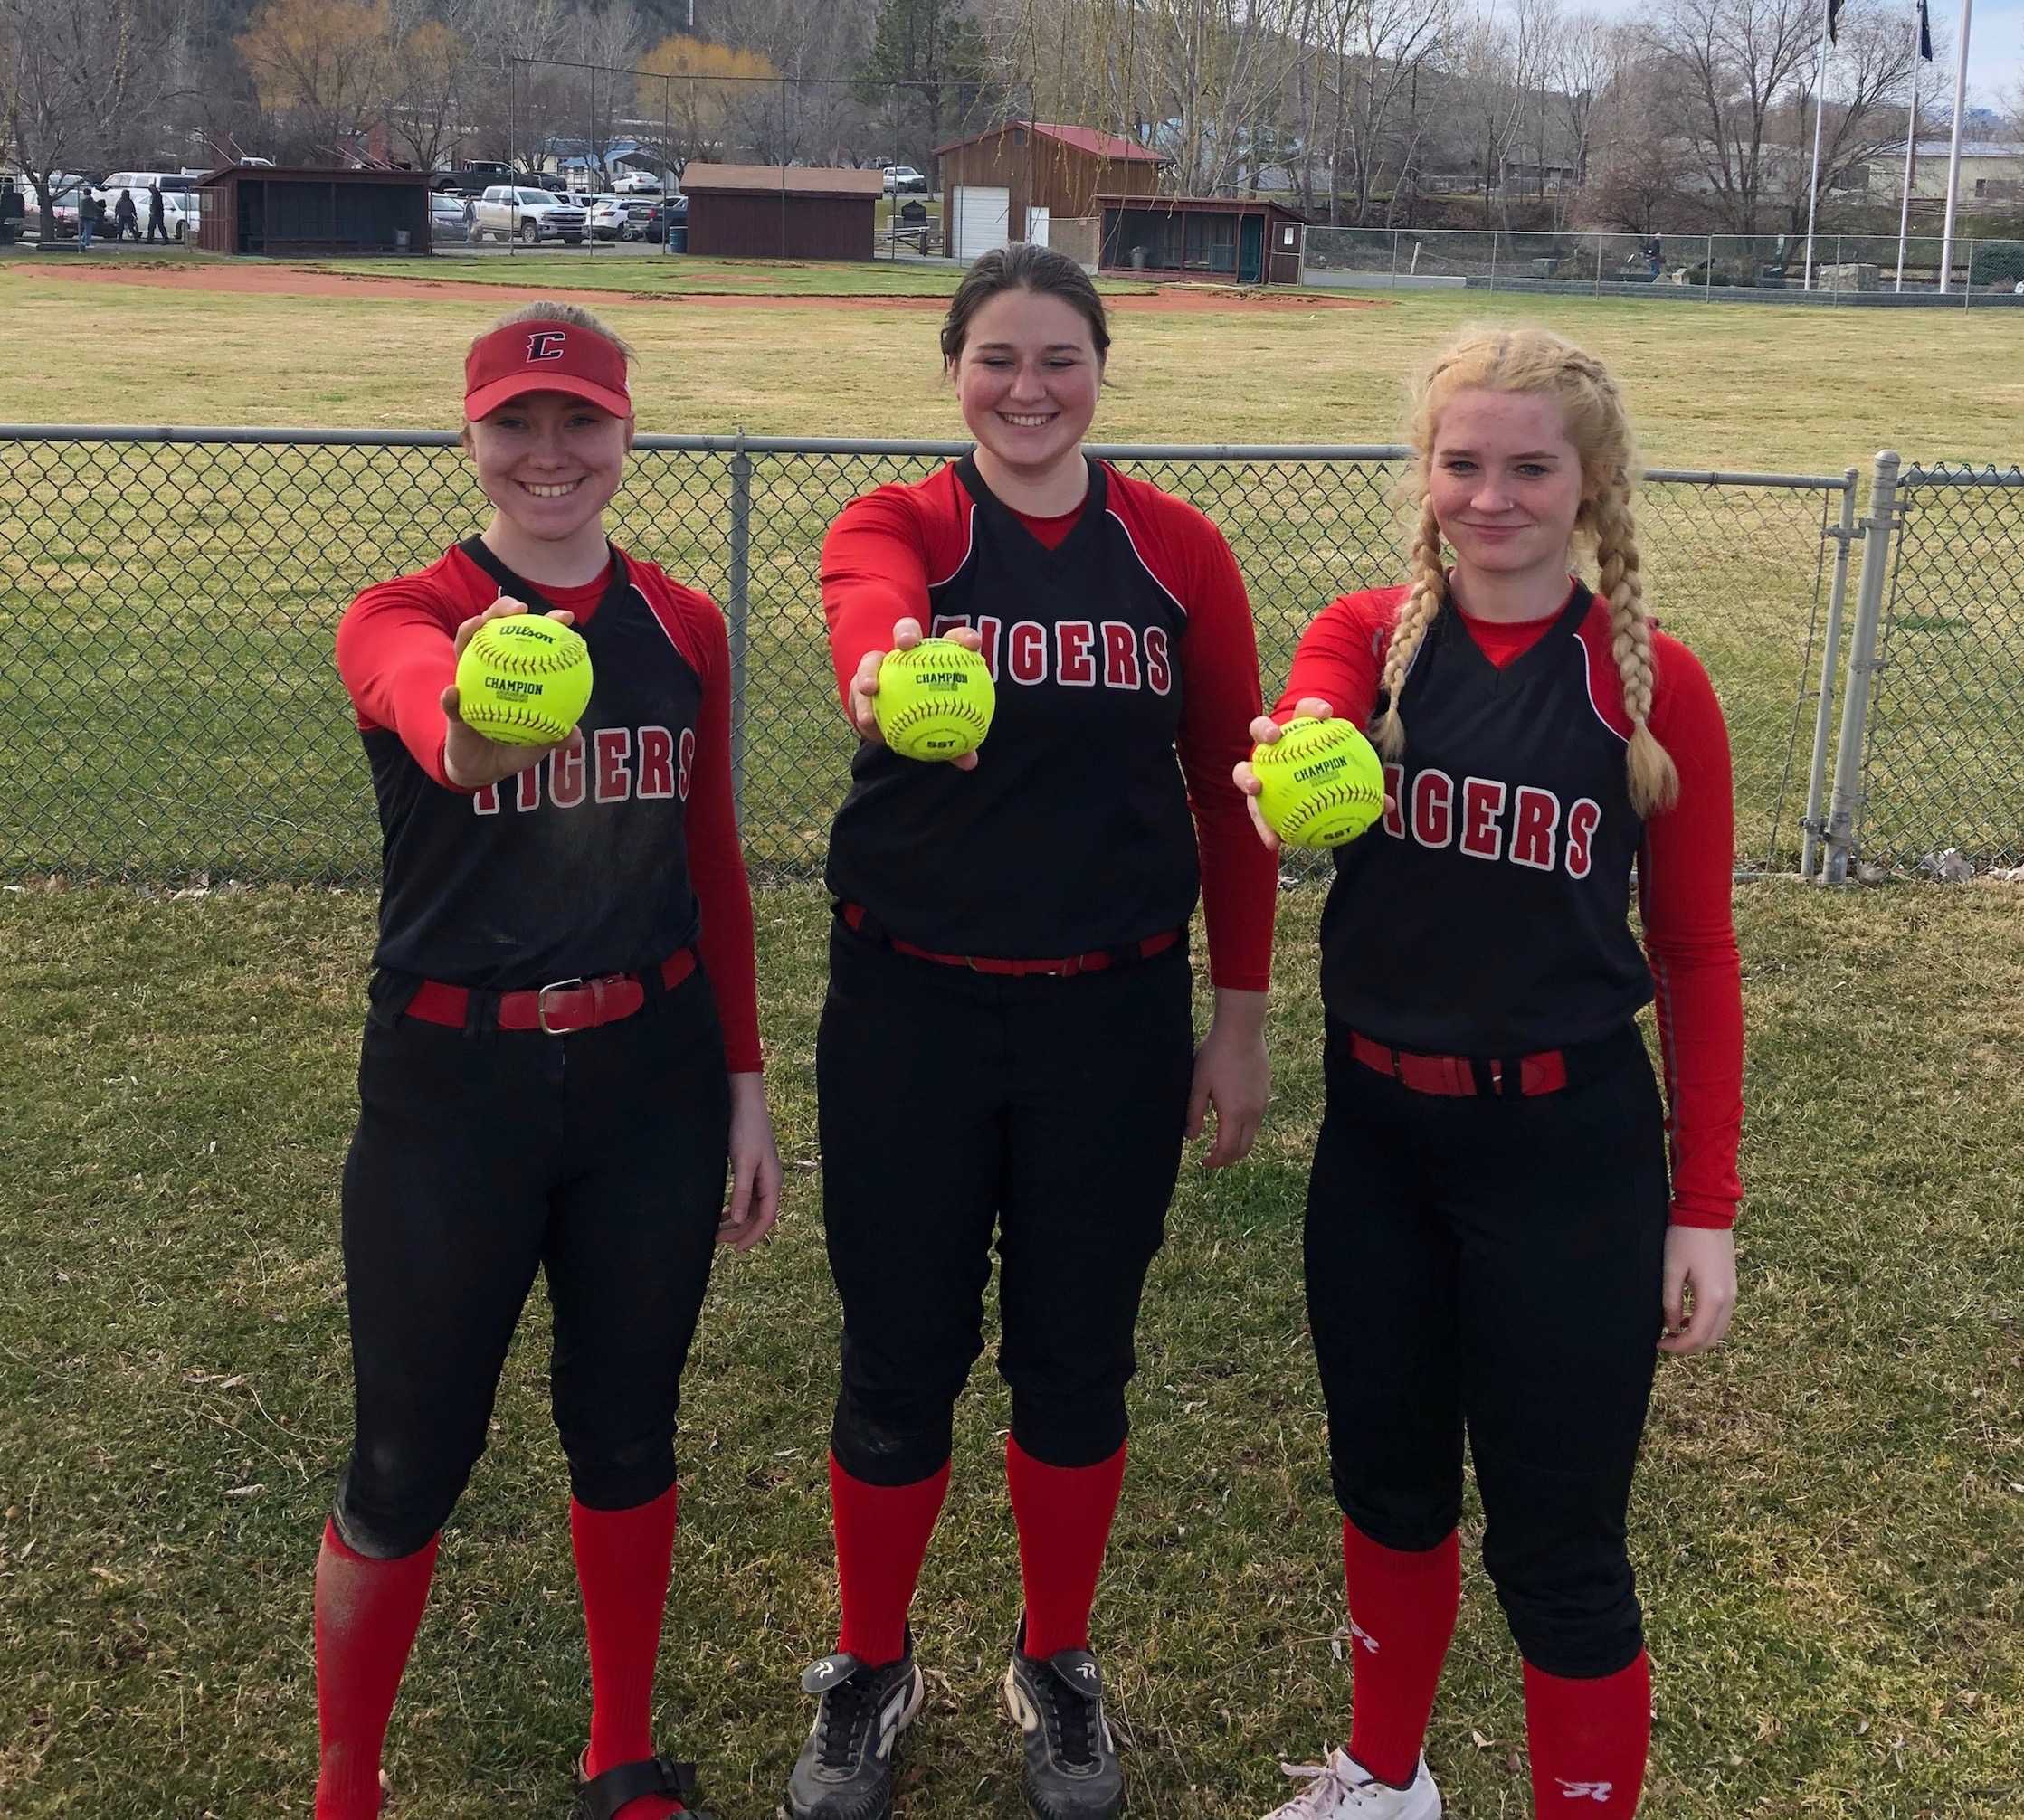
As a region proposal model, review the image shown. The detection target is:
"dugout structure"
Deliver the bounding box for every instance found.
[1098,195,1306,286]
[680,166,881,262]
[933,121,1164,246]
[195,166,432,258]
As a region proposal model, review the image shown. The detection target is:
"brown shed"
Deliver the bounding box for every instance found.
[1097,194,1306,286]
[195,165,432,257]
[933,122,1164,243]
[680,165,881,261]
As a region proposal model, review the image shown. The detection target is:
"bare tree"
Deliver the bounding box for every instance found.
[1549,11,1626,195]
[384,0,475,172]
[1652,0,1823,232]
[1326,0,1449,225]
[236,0,392,160]
[461,0,565,171]
[1,0,185,229]
[1773,0,1918,232]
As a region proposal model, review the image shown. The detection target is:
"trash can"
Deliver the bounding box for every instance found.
[666,225,688,253]
[394,229,410,253]
[1129,244,1147,270]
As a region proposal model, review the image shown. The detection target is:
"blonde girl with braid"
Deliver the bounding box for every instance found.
[1236,327,1744,1820]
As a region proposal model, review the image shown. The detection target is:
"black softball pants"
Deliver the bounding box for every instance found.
[333,967,731,1559]
[1305,1020,1669,1679]
[817,920,1196,1486]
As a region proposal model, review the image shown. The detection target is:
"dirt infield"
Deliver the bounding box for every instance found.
[19,258,1388,313]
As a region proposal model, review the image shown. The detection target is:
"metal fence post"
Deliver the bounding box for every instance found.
[1964,236,1976,308]
[1706,232,1714,299]
[727,432,752,820]
[1820,450,1901,883]
[1801,468,1861,879]
[1488,229,1497,292]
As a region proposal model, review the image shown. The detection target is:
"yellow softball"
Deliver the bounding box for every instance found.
[1251,716,1386,848]
[454,614,594,747]
[872,639,996,761]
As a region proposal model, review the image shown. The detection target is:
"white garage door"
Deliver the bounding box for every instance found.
[951,185,1010,261]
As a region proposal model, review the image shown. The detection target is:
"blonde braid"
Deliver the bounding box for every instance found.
[1374,496,1446,759]
[1591,479,1678,816]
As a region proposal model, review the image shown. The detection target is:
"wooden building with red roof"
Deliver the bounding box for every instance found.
[932,121,1164,244]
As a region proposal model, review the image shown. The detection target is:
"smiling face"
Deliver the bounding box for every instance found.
[1425,387,1589,590]
[465,392,631,544]
[949,287,1104,484]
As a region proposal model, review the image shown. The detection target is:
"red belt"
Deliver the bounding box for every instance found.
[1348,1030,1568,1097]
[840,903,1181,979]
[404,948,697,1035]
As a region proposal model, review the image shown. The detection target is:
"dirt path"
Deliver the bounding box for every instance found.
[14,258,1388,314]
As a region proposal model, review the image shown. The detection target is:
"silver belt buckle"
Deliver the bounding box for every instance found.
[537,976,587,1035]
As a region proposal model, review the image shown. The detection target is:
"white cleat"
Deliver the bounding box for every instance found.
[1260,1748,1441,1819]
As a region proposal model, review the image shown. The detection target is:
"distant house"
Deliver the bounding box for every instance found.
[548,139,666,191]
[1870,141,2024,208]
[934,120,1164,245]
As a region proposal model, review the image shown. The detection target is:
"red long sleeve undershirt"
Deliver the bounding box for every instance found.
[335,549,764,1073]
[1277,590,1744,1228]
[820,462,1278,991]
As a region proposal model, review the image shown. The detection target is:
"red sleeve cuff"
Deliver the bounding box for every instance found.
[1668,1200,1738,1230]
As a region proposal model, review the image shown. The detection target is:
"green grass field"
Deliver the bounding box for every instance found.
[3,882,2020,1819]
[5,261,2022,469]
[3,261,2023,1815]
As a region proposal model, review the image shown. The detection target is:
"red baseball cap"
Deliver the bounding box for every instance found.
[464,320,632,420]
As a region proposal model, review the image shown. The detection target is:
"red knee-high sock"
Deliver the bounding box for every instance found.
[573,1486,683,1819]
[314,1520,438,1820]
[831,1452,950,1665]
[1341,1519,1461,1788]
[1006,1436,1127,1660]
[1523,1652,1651,1817]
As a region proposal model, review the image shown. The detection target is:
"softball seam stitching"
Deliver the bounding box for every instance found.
[1278,782,1384,837]
[460,705,574,741]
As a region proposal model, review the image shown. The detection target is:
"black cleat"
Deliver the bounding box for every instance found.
[1001,1623,1123,1820]
[781,1642,925,1820]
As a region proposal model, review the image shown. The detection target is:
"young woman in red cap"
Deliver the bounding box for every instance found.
[321,300,779,1820]
[1240,326,1742,1820]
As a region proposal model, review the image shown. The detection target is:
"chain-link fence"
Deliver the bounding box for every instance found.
[1303,227,2024,306]
[0,430,1854,887]
[1857,464,2024,869]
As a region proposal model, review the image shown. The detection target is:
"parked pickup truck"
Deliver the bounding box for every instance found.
[470,186,588,245]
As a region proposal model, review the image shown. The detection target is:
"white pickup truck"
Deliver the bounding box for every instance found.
[470,186,588,245]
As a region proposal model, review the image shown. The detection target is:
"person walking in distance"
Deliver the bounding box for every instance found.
[146,182,169,242]
[785,243,1278,1820]
[320,300,781,1820]
[1239,327,1743,1820]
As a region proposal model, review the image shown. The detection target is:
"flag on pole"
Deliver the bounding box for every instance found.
[1917,0,1934,61]
[1827,0,1841,41]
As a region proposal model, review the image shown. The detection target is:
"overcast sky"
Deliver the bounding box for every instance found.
[1581,0,2024,100]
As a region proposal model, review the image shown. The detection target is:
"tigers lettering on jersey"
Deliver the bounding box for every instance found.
[471,725,696,814]
[1382,763,1599,878]
[930,613,1174,695]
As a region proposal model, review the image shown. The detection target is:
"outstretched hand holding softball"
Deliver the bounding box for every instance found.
[1232,699,1394,853]
[441,597,585,791]
[848,617,989,771]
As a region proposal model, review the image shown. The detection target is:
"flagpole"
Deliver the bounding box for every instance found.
[1802,0,1833,291]
[1895,6,1922,291]
[1937,0,1972,295]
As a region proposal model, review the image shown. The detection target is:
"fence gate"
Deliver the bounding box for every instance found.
[1855,463,2024,872]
